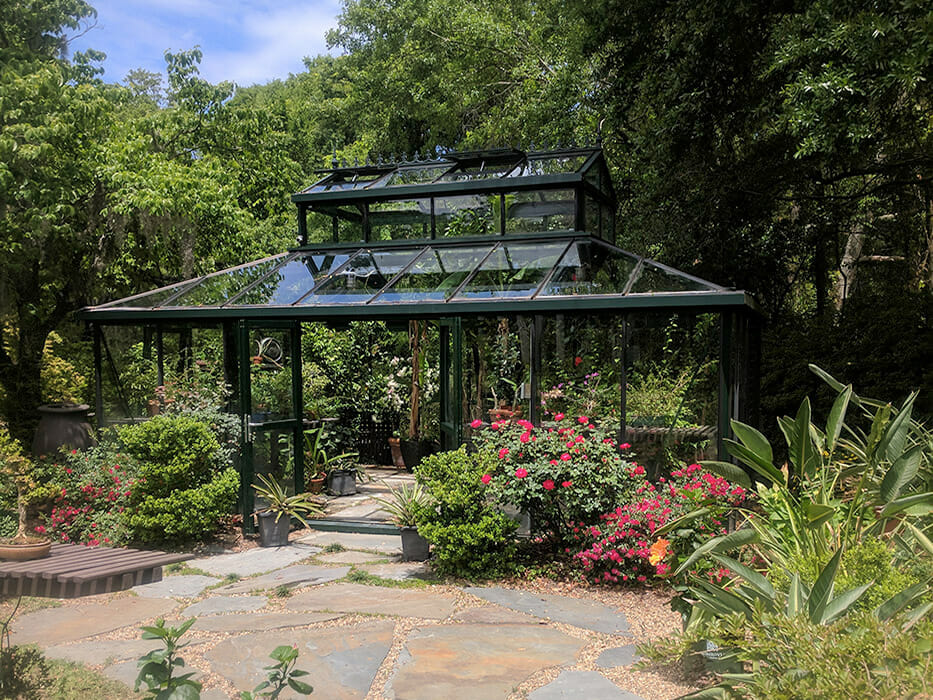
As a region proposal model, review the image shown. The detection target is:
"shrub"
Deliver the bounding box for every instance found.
[572,463,747,584]
[415,448,518,579]
[473,416,641,542]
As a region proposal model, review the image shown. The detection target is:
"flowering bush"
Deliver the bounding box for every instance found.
[41,443,140,546]
[571,463,748,584]
[473,415,641,543]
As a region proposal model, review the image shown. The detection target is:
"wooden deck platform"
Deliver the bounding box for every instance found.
[0,543,193,598]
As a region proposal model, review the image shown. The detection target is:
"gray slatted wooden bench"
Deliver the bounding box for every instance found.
[0,543,193,598]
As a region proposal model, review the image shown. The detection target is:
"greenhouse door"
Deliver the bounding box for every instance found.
[439,318,462,451]
[237,320,304,530]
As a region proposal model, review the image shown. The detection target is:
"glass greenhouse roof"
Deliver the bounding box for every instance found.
[82,235,758,322]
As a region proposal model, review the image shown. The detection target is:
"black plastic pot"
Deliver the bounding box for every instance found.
[399,439,435,472]
[327,469,357,496]
[257,510,291,547]
[400,526,430,562]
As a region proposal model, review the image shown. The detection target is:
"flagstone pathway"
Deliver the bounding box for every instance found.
[8,529,691,699]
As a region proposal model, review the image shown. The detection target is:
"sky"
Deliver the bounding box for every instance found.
[68,0,342,87]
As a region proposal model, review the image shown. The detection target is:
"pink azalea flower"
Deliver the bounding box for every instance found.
[561,480,573,488]
[520,431,531,443]
[620,442,632,450]
[481,473,492,485]
[470,419,483,428]
[542,479,555,490]
[515,468,528,479]
[498,447,509,459]
[554,413,565,421]
[560,453,571,461]
[578,416,588,424]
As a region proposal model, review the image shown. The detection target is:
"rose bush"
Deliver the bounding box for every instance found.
[572,463,748,584]
[473,416,642,544]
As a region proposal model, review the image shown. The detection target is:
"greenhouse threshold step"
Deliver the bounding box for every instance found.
[304,519,401,535]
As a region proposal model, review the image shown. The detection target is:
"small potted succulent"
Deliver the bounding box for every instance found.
[0,426,51,561]
[252,474,323,547]
[371,481,434,561]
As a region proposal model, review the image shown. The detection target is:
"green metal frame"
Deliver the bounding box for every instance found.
[439,318,463,450]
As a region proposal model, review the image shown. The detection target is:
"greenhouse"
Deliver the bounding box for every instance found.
[79,146,762,527]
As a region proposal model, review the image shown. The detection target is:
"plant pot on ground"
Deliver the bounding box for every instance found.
[387,437,405,470]
[304,426,358,494]
[306,471,326,495]
[399,439,434,471]
[0,427,51,561]
[371,481,434,561]
[252,474,322,547]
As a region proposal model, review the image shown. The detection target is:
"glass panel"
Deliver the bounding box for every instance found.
[438,160,521,182]
[629,261,717,293]
[506,154,588,177]
[369,198,432,241]
[304,170,390,193]
[435,194,499,237]
[585,194,600,237]
[168,256,287,307]
[540,241,639,296]
[298,248,422,304]
[235,253,353,306]
[453,242,566,299]
[109,280,196,308]
[505,189,575,232]
[248,327,296,422]
[307,206,365,243]
[384,163,453,187]
[373,245,493,303]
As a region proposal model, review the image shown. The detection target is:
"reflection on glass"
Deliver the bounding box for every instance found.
[369,199,432,240]
[304,170,390,193]
[169,256,288,307]
[629,261,716,294]
[110,280,196,308]
[438,160,521,182]
[235,253,354,306]
[299,248,422,304]
[505,189,575,232]
[540,242,639,296]
[454,243,566,299]
[435,194,498,237]
[373,245,493,303]
[385,164,453,187]
[506,154,588,177]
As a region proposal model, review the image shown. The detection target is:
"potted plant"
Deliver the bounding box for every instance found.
[371,481,434,561]
[252,473,323,547]
[304,426,356,494]
[326,457,366,497]
[387,432,405,470]
[0,426,51,561]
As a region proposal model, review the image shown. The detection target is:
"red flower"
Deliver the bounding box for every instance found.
[34,525,46,534]
[620,442,632,450]
[520,431,531,443]
[577,416,588,424]
[515,468,528,479]
[560,453,571,461]
[542,480,555,490]
[562,480,573,488]
[574,356,583,366]
[554,413,565,421]
[470,419,483,428]
[498,447,509,459]
[481,473,492,485]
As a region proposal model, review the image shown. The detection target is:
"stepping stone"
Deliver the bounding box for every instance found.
[285,582,455,619]
[192,611,342,633]
[214,565,351,594]
[360,562,430,581]
[385,623,585,699]
[453,605,539,625]
[12,597,178,646]
[103,659,203,692]
[44,638,161,665]
[183,595,267,616]
[596,644,641,668]
[319,550,391,564]
[465,587,630,635]
[134,574,219,598]
[206,619,394,699]
[296,531,402,555]
[188,543,320,577]
[528,670,645,699]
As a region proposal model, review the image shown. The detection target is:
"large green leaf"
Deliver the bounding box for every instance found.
[880,493,933,518]
[730,420,773,466]
[874,581,931,621]
[722,441,785,485]
[877,392,917,464]
[674,528,758,577]
[710,554,775,602]
[819,582,872,624]
[879,445,922,503]
[698,461,751,489]
[680,685,730,699]
[805,501,836,528]
[786,573,805,617]
[903,521,933,558]
[807,548,842,622]
[825,385,852,454]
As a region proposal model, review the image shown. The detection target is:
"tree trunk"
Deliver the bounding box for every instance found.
[835,226,864,310]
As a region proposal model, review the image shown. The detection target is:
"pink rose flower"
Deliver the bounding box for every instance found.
[515,468,528,479]
[481,473,492,485]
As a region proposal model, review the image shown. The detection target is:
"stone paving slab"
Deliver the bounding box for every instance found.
[183,595,267,616]
[360,562,431,581]
[385,623,586,699]
[465,587,630,635]
[103,659,205,694]
[134,574,219,599]
[596,644,641,668]
[206,619,395,700]
[528,670,645,699]
[188,543,320,577]
[214,565,351,594]
[190,611,343,633]
[318,550,392,564]
[452,604,540,625]
[11,597,178,646]
[285,582,456,619]
[296,531,402,555]
[43,638,163,665]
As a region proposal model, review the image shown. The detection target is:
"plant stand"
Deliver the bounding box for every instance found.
[257,511,291,547]
[400,526,429,561]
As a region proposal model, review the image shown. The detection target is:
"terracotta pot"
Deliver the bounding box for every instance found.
[488,406,524,422]
[0,537,52,561]
[387,437,405,469]
[307,474,326,495]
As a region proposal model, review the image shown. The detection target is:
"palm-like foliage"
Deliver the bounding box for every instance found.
[252,473,323,526]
